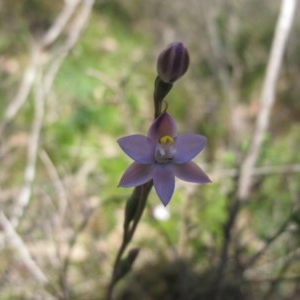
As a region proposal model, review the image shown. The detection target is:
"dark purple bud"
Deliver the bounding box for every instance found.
[156,42,190,83]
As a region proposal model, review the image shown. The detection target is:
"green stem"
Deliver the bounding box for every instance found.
[105,183,153,300]
[105,76,173,300]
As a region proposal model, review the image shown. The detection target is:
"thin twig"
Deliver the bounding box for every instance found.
[213,163,300,179]
[237,0,297,201]
[0,3,96,295]
[214,1,297,298]
[41,0,80,47]
[10,69,45,228]
[0,0,80,138]
[0,43,40,137]
[39,150,69,219]
[0,211,48,284]
[9,0,95,230]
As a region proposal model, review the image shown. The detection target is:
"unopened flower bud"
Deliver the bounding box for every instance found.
[156,42,190,83]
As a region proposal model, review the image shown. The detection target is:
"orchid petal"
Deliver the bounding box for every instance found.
[148,113,177,143]
[172,161,211,183]
[153,165,175,206]
[173,134,207,163]
[118,134,154,164]
[118,162,153,187]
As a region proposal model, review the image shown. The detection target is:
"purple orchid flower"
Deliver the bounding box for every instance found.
[118,112,211,206]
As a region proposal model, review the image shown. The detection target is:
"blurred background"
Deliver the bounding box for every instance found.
[1,0,300,299]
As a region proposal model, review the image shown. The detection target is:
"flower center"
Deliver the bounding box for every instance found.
[159,135,174,145]
[155,135,176,163]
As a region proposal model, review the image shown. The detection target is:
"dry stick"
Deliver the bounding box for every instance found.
[1,71,53,295]
[0,211,48,285]
[237,0,297,201]
[0,0,95,296]
[3,0,89,229]
[39,149,70,270]
[40,150,68,218]
[38,0,96,297]
[10,0,94,229]
[0,0,79,138]
[214,163,300,179]
[41,0,81,47]
[10,69,45,228]
[0,44,39,138]
[214,0,297,298]
[42,0,95,98]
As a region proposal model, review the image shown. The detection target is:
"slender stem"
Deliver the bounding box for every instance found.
[105,183,153,300]
[153,76,172,118]
[125,184,150,239]
[105,73,172,300]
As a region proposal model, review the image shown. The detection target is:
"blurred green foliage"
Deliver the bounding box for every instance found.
[1,0,300,299]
